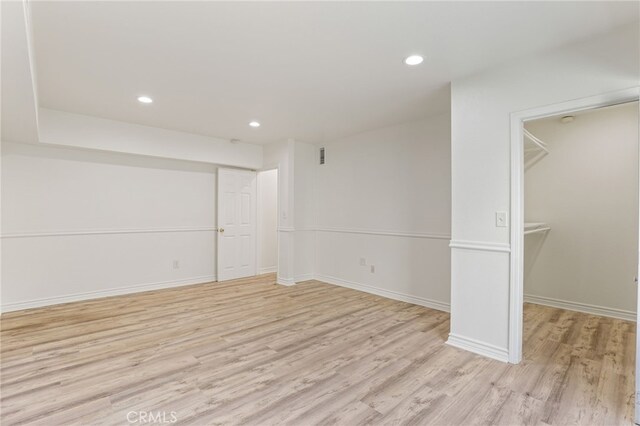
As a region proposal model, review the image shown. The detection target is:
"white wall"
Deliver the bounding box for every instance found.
[262,139,318,284]
[1,141,217,311]
[449,24,639,360]
[263,139,295,285]
[293,141,317,282]
[314,114,452,311]
[524,102,639,318]
[257,169,278,274]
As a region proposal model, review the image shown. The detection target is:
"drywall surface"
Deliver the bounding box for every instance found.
[314,114,452,310]
[293,141,317,281]
[1,141,217,311]
[450,24,639,358]
[257,169,278,274]
[262,139,318,284]
[263,139,295,284]
[524,102,639,318]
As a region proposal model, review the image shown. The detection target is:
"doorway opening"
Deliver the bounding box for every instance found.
[509,87,640,421]
[523,102,638,325]
[257,169,279,277]
[216,167,278,282]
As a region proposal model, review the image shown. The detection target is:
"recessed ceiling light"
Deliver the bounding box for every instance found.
[249,121,261,128]
[137,96,153,104]
[560,116,575,123]
[404,55,424,66]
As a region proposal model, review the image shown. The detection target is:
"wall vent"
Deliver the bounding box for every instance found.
[319,147,325,165]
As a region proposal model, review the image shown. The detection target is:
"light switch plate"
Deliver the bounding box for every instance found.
[496,211,508,228]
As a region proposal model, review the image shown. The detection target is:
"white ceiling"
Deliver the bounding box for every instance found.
[31,1,638,144]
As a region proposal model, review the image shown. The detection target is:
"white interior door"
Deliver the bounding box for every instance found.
[217,168,257,281]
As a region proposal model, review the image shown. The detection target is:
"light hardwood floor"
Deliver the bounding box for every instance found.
[0,274,635,425]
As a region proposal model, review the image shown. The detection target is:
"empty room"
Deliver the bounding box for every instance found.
[1,1,639,425]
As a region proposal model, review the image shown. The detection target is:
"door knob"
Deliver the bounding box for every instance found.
[219,228,225,233]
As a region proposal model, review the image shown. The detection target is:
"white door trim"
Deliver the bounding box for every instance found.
[508,86,640,365]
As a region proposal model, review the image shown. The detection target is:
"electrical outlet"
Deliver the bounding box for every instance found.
[359,258,366,266]
[370,265,375,273]
[173,260,180,269]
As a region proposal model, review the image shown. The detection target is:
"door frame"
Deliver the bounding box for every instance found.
[508,86,640,365]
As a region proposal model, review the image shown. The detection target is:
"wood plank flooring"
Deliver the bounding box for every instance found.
[0,274,635,425]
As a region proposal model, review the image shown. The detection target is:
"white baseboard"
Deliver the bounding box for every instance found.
[294,273,314,283]
[524,294,636,322]
[259,266,277,275]
[276,276,295,286]
[314,274,450,313]
[1,275,217,314]
[447,333,509,363]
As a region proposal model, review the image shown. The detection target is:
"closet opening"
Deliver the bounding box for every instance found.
[257,168,279,277]
[509,87,640,422]
[523,101,638,337]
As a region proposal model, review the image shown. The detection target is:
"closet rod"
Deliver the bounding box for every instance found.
[523,129,549,153]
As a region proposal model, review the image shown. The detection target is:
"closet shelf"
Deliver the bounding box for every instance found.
[524,128,549,169]
[524,222,551,235]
